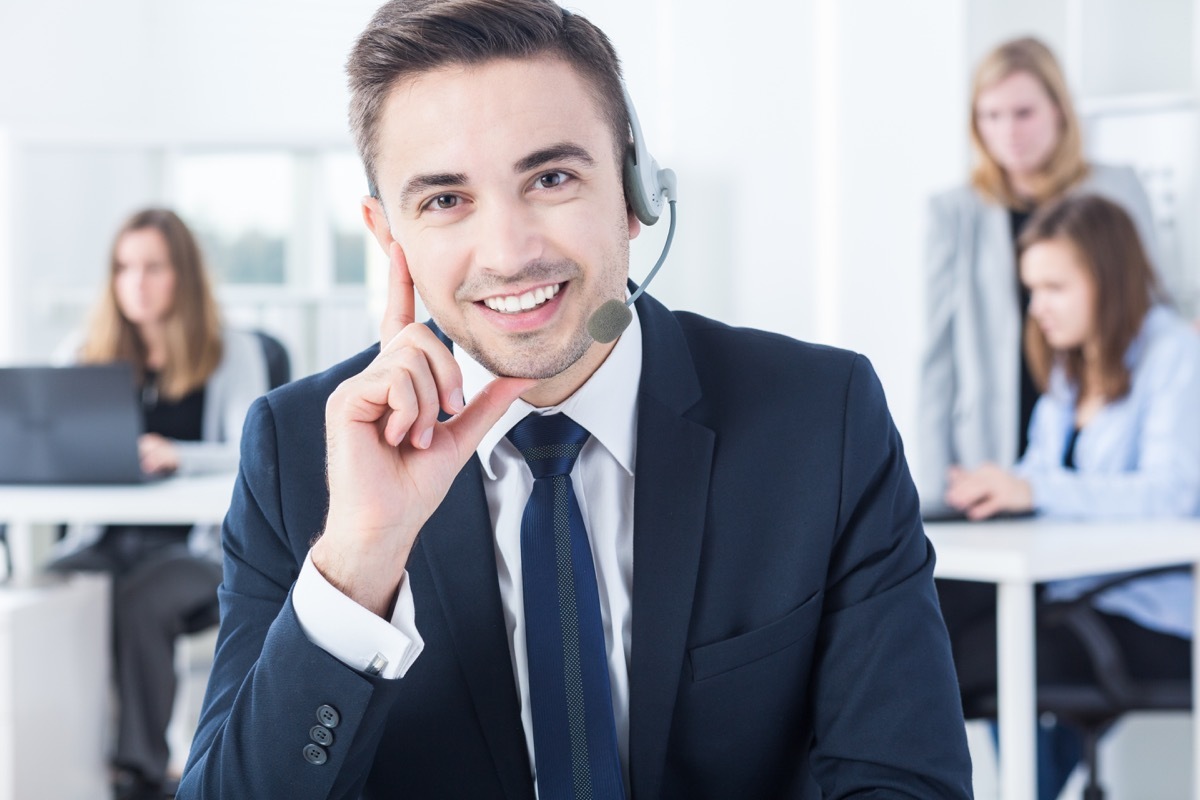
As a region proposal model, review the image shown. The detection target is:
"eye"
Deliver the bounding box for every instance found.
[536,171,570,189]
[430,194,459,210]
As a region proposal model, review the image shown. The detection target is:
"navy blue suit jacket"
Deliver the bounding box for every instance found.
[180,293,972,799]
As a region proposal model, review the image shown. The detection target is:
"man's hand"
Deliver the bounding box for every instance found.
[139,433,180,475]
[944,463,1034,520]
[313,243,535,616]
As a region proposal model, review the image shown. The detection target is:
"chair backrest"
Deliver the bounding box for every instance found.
[253,330,291,390]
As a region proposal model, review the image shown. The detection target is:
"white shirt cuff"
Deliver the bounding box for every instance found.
[293,551,424,679]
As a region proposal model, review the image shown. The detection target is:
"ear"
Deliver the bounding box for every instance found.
[626,206,642,242]
[361,195,395,252]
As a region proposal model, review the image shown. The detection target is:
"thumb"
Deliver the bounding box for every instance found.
[445,376,539,459]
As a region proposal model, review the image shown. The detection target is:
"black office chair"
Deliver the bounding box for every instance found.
[965,565,1192,800]
[252,329,292,393]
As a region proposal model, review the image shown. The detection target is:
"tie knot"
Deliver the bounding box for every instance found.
[507,413,590,479]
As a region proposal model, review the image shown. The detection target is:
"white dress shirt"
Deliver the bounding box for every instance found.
[293,307,642,786]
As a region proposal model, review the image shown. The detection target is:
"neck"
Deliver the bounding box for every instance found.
[1008,171,1039,204]
[138,323,169,370]
[520,338,617,408]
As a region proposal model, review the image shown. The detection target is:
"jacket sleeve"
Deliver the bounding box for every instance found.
[809,355,974,798]
[177,396,407,800]
[917,193,961,507]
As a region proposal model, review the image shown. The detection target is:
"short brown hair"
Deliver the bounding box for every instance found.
[1018,194,1157,400]
[80,208,223,401]
[970,37,1089,209]
[346,0,629,196]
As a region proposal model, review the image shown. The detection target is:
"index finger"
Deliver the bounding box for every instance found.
[381,241,415,345]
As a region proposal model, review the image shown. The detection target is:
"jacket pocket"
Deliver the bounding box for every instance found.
[688,590,822,682]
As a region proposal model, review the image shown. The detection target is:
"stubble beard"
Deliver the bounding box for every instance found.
[449,236,628,381]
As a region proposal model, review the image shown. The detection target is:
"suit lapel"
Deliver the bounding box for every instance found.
[627,296,715,800]
[416,457,535,800]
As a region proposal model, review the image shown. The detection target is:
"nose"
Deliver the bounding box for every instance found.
[119,266,146,290]
[471,197,544,276]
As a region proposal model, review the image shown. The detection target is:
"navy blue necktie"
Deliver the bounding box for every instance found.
[508,413,625,800]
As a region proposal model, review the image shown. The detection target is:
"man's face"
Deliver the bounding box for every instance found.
[365,56,639,390]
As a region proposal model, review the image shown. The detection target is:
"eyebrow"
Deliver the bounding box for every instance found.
[398,172,468,212]
[513,142,596,173]
[397,142,597,212]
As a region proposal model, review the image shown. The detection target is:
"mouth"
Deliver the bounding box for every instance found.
[480,282,562,314]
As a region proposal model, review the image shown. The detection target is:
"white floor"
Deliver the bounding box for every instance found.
[967,714,1194,799]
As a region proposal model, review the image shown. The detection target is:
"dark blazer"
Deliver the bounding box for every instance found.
[180,292,972,799]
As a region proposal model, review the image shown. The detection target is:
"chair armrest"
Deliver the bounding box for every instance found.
[1042,565,1190,704]
[1049,564,1190,606]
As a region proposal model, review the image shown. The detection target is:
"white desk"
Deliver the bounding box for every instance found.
[926,518,1200,800]
[0,472,238,799]
[0,471,238,582]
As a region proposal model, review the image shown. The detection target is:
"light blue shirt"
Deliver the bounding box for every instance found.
[1016,305,1200,638]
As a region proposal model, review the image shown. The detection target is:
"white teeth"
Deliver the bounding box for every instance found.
[483,283,561,314]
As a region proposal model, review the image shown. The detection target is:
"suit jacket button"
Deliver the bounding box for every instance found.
[316,704,340,729]
[310,725,334,747]
[302,744,328,765]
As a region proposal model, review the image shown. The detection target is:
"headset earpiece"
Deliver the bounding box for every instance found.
[622,85,675,225]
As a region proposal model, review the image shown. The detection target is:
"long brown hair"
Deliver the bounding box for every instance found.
[1019,194,1156,401]
[970,37,1089,209]
[79,208,223,400]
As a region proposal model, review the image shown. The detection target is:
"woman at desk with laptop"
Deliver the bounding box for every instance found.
[940,193,1200,796]
[50,208,269,800]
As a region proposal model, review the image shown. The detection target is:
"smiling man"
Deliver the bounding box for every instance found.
[179,2,972,798]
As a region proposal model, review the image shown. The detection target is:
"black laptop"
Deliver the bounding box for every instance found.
[0,363,149,484]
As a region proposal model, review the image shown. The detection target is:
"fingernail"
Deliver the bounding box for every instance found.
[418,427,432,449]
[449,388,465,412]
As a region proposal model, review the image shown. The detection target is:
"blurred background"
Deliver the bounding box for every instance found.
[1,0,1198,796]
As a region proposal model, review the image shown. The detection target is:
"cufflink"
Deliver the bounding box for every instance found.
[365,652,388,676]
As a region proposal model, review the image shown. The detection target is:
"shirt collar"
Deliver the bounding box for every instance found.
[457,305,642,480]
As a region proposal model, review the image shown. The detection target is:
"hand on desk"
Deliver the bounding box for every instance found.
[945,463,1034,521]
[138,433,180,475]
[312,242,535,617]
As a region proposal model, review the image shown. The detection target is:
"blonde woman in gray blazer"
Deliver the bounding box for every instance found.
[918,38,1161,509]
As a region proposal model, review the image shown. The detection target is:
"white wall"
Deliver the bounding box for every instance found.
[0,0,379,143]
[0,0,971,458]
[0,0,1194,467]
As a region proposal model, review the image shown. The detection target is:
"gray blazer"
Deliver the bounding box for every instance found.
[917,162,1161,506]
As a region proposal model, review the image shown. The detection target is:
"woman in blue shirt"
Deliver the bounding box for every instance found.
[940,192,1200,794]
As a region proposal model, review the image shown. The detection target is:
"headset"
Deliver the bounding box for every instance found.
[588,84,679,342]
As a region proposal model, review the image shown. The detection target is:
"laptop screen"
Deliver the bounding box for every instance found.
[0,363,147,484]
